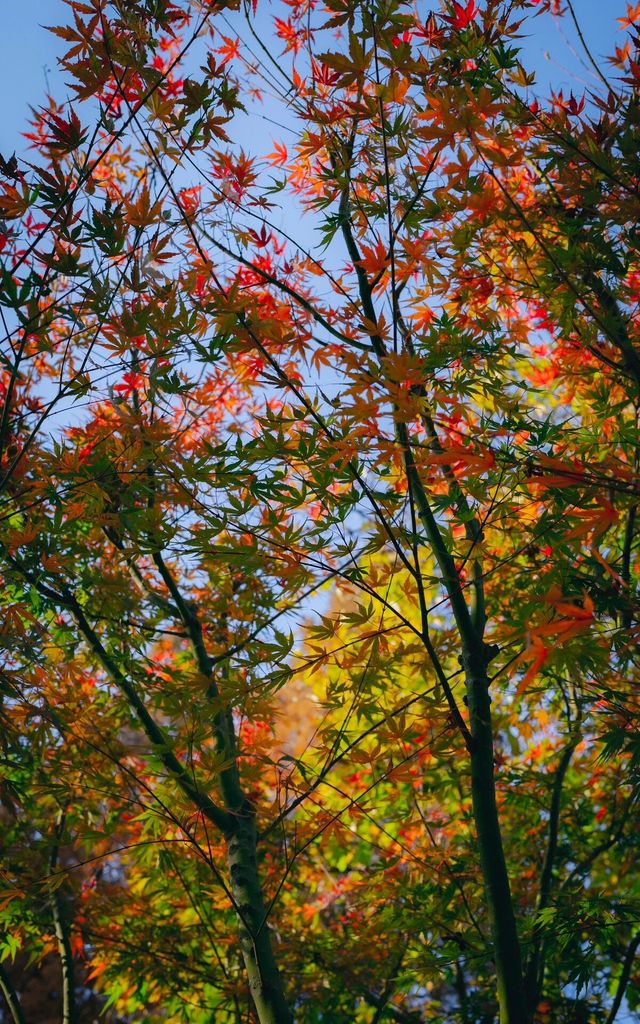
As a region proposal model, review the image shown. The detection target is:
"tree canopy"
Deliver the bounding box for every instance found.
[0,1,639,1022]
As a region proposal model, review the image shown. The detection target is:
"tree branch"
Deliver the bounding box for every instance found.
[524,729,580,1010]
[0,963,26,1024]
[604,931,640,1024]
[49,811,77,1024]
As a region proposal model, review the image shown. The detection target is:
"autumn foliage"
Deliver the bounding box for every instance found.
[1,1,640,1023]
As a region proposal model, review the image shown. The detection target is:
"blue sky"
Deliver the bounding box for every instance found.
[0,0,631,156]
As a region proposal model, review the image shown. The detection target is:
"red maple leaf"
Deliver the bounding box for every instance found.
[444,1,479,31]
[114,372,144,398]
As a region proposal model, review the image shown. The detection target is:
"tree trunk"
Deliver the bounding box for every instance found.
[338,198,528,1024]
[465,647,527,1024]
[226,808,294,1024]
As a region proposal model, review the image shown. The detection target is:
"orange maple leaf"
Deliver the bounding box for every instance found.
[619,3,640,28]
[426,443,496,474]
[533,453,586,489]
[515,588,595,692]
[268,141,288,166]
[356,239,391,278]
[564,500,618,543]
[216,35,241,64]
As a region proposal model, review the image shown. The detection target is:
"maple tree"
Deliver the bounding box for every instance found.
[1,0,640,1022]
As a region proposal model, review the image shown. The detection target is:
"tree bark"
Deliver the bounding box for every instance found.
[226,809,294,1024]
[465,650,527,1024]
